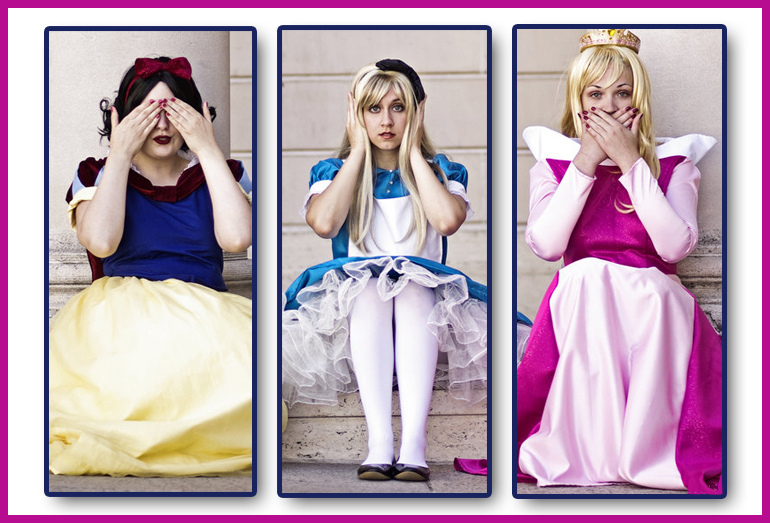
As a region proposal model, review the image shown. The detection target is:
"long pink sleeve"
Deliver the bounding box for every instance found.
[525,160,595,261]
[619,157,700,263]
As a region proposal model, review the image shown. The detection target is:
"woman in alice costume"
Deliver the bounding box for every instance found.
[517,30,722,494]
[282,60,487,481]
[49,57,253,477]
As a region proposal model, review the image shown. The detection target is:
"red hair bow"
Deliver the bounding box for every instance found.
[134,57,192,80]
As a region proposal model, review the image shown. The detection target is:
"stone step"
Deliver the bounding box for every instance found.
[282,390,487,463]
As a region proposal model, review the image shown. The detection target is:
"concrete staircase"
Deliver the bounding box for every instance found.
[282,390,487,464]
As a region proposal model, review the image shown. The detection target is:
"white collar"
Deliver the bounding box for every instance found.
[522,126,717,165]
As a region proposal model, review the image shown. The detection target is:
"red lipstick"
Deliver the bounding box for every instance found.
[154,136,171,145]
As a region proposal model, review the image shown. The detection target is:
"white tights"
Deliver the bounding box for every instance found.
[349,279,439,467]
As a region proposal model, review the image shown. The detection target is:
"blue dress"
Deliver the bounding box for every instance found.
[282,154,487,407]
[49,156,253,477]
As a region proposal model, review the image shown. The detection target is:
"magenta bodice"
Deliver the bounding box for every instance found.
[547,156,686,274]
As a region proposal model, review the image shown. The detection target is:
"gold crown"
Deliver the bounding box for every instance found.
[579,29,640,53]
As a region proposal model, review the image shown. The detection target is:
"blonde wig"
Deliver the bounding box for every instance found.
[337,63,445,253]
[560,45,660,181]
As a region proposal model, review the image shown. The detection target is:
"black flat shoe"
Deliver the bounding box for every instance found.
[393,463,430,481]
[357,463,394,481]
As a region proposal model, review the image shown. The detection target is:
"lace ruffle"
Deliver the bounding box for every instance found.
[282,257,487,407]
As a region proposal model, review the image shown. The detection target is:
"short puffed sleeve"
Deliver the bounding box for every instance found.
[66,157,107,230]
[432,153,469,188]
[229,159,253,205]
[432,154,474,218]
[301,158,344,217]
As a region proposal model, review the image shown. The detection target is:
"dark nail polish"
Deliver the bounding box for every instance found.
[625,106,631,111]
[170,98,176,102]
[632,108,639,113]
[585,124,590,128]
[582,110,588,115]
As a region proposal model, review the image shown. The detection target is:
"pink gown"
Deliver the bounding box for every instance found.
[517,127,722,494]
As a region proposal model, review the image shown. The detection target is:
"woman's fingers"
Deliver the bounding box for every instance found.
[202,101,212,122]
[346,92,366,151]
[614,107,639,129]
[110,105,119,129]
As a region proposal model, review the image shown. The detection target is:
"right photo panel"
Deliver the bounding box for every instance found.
[515,26,724,497]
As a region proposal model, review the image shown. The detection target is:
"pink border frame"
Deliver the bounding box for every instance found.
[4,3,766,517]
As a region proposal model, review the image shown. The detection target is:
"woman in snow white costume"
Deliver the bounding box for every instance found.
[517,30,722,494]
[49,57,253,477]
[282,60,487,481]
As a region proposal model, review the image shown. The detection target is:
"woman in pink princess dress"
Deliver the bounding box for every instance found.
[517,29,722,494]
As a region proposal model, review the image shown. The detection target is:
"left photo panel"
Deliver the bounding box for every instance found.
[46,28,254,496]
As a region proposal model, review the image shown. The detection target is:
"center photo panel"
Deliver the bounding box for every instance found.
[278,26,491,497]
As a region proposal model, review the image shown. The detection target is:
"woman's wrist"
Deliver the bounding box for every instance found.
[616,153,643,174]
[409,146,425,163]
[195,145,226,166]
[571,151,600,178]
[105,149,133,170]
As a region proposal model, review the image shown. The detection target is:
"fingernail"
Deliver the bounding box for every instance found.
[166,112,171,116]
[582,110,588,115]
[638,113,643,118]
[591,107,596,111]
[170,98,176,102]
[149,99,155,104]
[585,124,590,128]
[155,114,160,118]
[632,108,639,113]
[625,106,631,111]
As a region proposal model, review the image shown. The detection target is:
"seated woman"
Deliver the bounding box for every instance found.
[517,30,722,494]
[49,56,253,477]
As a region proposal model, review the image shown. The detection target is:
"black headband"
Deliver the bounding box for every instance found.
[375,58,425,103]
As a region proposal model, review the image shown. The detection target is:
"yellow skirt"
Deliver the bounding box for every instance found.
[49,277,252,477]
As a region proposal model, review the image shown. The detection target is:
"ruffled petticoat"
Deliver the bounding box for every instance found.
[49,276,252,477]
[517,258,722,493]
[282,256,487,407]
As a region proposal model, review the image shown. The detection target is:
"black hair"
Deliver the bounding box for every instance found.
[98,56,217,151]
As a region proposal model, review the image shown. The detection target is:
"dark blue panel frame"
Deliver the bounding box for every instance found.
[512,23,726,500]
[277,24,492,499]
[44,25,257,498]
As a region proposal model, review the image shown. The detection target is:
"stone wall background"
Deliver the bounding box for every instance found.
[516,28,723,331]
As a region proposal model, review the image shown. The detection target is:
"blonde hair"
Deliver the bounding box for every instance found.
[337,63,444,254]
[560,45,660,182]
